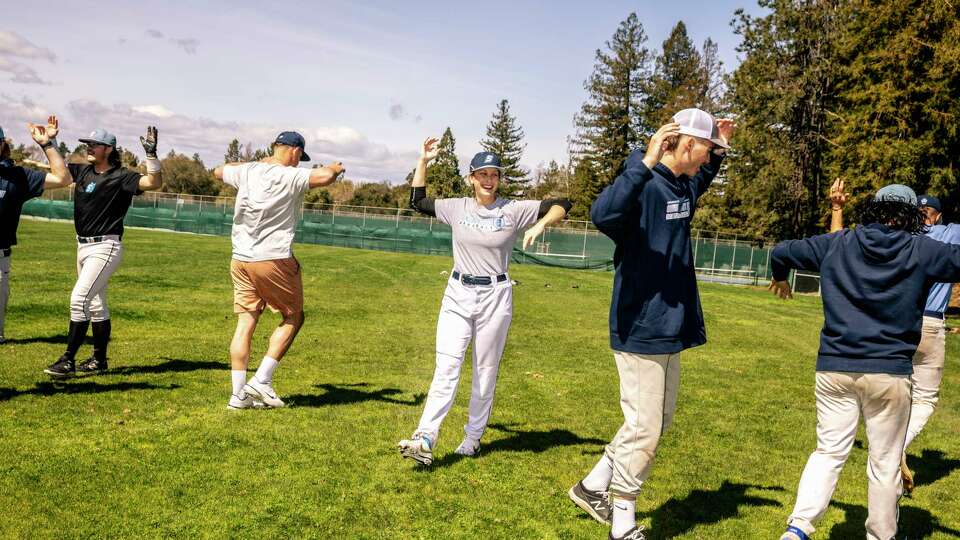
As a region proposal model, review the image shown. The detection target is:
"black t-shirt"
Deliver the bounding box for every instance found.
[69,163,143,238]
[0,160,46,249]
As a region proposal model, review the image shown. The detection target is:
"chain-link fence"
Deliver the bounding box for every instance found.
[23,190,776,283]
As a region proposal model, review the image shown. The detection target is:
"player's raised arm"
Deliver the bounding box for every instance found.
[829,177,847,233]
[308,161,344,188]
[409,136,440,216]
[138,126,162,191]
[28,115,72,189]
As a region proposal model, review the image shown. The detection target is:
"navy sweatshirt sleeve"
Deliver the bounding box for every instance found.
[917,235,960,283]
[771,232,839,281]
[693,151,725,196]
[590,149,654,242]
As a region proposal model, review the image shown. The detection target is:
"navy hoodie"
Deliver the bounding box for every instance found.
[771,224,960,375]
[591,148,724,355]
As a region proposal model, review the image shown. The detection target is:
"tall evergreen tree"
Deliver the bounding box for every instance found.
[645,21,707,127]
[427,127,466,198]
[572,13,653,193]
[569,155,602,221]
[480,99,528,197]
[723,0,841,240]
[224,139,242,163]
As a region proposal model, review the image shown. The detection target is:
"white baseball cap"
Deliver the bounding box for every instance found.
[672,108,730,149]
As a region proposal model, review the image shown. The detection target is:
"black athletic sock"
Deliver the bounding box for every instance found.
[91,320,111,361]
[64,320,90,360]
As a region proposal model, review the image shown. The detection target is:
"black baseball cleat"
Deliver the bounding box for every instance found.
[77,356,108,374]
[44,356,76,378]
[568,481,612,524]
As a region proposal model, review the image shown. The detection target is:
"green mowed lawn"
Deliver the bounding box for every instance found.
[2,219,959,539]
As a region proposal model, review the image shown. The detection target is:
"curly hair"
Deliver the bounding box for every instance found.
[107,146,122,168]
[859,199,929,235]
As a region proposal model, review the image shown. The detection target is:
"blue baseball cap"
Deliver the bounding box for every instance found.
[875,184,917,206]
[274,131,310,161]
[79,128,117,147]
[470,152,503,172]
[918,194,941,212]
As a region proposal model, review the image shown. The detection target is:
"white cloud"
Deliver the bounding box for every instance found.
[1,94,416,181]
[170,38,198,55]
[0,31,55,84]
[0,31,57,61]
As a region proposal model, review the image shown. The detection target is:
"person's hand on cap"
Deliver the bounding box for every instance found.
[716,118,736,147]
[642,123,680,169]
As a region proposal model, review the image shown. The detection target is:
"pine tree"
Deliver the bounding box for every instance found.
[480,99,528,197]
[224,139,242,163]
[427,127,466,198]
[645,21,707,127]
[569,156,602,221]
[572,13,653,194]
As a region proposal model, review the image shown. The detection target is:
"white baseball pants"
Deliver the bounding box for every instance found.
[904,316,946,450]
[415,276,513,443]
[787,371,911,540]
[71,237,123,322]
[605,351,681,499]
[0,253,9,338]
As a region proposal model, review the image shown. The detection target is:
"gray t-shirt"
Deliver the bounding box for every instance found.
[222,162,311,262]
[435,197,541,276]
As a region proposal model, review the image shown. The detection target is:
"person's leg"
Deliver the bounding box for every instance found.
[243,258,305,407]
[605,352,678,537]
[905,317,945,449]
[415,281,474,442]
[785,372,860,538]
[228,260,265,408]
[462,283,513,448]
[860,373,912,540]
[75,242,122,372]
[0,253,10,342]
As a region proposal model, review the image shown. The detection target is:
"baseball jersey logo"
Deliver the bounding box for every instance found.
[665,198,691,220]
[0,189,6,199]
[84,182,97,194]
[460,213,509,232]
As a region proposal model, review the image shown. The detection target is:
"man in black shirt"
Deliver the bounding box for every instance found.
[0,116,74,344]
[44,126,162,377]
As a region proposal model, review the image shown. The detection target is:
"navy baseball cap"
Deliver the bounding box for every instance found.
[918,194,941,212]
[79,128,117,147]
[274,131,310,161]
[470,152,503,172]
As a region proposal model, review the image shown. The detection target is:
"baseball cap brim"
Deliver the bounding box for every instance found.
[470,165,504,172]
[676,127,730,149]
[709,137,731,150]
[300,151,311,162]
[78,138,114,146]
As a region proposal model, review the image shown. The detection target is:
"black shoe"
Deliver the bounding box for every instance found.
[610,526,646,540]
[568,481,612,524]
[77,356,108,374]
[44,355,75,378]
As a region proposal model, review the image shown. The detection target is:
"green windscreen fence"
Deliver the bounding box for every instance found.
[22,193,775,282]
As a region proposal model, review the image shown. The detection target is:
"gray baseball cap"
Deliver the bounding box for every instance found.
[875,184,917,205]
[79,128,117,147]
[672,108,730,149]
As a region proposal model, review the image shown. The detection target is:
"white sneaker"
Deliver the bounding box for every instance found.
[227,392,265,410]
[398,433,433,466]
[454,437,480,457]
[243,377,285,408]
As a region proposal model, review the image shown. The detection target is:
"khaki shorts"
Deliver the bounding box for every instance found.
[230,257,304,316]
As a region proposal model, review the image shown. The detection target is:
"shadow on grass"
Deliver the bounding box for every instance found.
[0,381,181,402]
[425,423,608,469]
[827,501,960,539]
[908,449,960,490]
[637,481,784,539]
[108,358,229,375]
[286,383,425,408]
[2,333,68,345]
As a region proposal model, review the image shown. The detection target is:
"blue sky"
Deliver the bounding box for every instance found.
[1,0,764,182]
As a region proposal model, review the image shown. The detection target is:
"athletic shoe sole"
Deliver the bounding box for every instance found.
[568,485,611,524]
[43,369,74,378]
[398,442,432,466]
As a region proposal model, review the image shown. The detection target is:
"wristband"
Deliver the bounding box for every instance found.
[145,156,162,174]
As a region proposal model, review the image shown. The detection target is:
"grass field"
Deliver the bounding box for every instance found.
[2,219,959,539]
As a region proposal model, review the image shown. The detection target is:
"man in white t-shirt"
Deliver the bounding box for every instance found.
[214,131,344,409]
